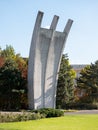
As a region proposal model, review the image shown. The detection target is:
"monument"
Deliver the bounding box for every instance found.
[28,11,73,109]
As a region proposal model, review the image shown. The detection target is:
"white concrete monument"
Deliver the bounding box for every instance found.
[28,11,73,109]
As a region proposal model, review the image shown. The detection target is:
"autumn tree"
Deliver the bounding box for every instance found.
[0,57,5,67]
[0,47,5,67]
[0,45,28,79]
[1,45,16,60]
[0,45,28,110]
[0,58,27,110]
[15,54,28,79]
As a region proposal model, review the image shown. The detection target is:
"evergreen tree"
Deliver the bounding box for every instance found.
[77,61,98,103]
[56,54,76,108]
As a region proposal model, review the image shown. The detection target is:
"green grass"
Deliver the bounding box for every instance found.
[0,115,98,130]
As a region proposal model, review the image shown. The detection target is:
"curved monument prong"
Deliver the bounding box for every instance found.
[63,19,73,35]
[33,11,44,31]
[28,11,44,109]
[50,15,59,30]
[29,11,44,55]
[30,11,44,46]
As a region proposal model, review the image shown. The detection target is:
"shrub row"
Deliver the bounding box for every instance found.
[0,112,44,123]
[0,108,64,122]
[32,108,64,118]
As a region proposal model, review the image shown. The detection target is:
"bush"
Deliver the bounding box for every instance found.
[32,108,64,118]
[0,112,44,123]
[0,109,64,123]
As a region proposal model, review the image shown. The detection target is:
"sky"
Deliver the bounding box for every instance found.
[0,0,98,64]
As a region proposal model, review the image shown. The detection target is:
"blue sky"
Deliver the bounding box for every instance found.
[0,0,98,64]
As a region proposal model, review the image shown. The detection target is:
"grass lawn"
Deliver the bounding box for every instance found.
[0,114,98,130]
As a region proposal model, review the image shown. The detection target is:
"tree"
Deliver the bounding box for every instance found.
[1,45,16,60]
[56,54,76,109]
[0,47,1,55]
[0,45,28,79]
[0,47,5,67]
[15,54,28,79]
[0,57,5,67]
[77,61,98,103]
[0,58,27,110]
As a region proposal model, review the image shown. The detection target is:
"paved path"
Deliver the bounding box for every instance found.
[1,110,98,115]
[65,110,98,115]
